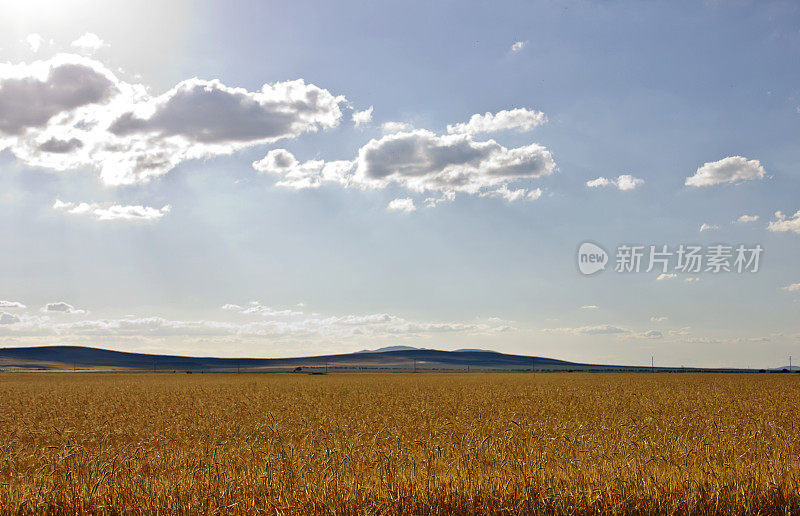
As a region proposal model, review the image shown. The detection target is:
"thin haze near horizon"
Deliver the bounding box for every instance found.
[0,0,799,368]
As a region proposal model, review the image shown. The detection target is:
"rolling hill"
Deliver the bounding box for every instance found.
[0,345,761,373]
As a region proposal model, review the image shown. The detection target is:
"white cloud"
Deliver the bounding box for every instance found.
[0,307,513,342]
[0,54,346,185]
[685,156,766,187]
[353,130,555,195]
[699,223,719,232]
[510,41,527,52]
[480,185,542,202]
[586,174,644,191]
[352,106,373,126]
[656,273,677,281]
[446,108,546,135]
[735,214,759,224]
[684,277,700,283]
[53,199,171,221]
[0,300,26,309]
[548,324,629,336]
[768,210,800,235]
[24,34,44,52]
[381,121,412,133]
[252,149,352,189]
[0,312,20,325]
[650,316,668,322]
[253,130,555,203]
[71,33,106,53]
[580,305,598,310]
[387,197,416,213]
[41,302,85,314]
[781,282,800,292]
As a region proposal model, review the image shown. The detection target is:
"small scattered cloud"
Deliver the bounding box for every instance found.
[352,106,373,127]
[0,300,26,309]
[580,305,598,310]
[650,316,668,322]
[781,282,800,292]
[0,312,20,325]
[446,108,546,135]
[510,41,527,52]
[656,273,677,281]
[71,32,106,53]
[684,277,700,283]
[586,174,644,191]
[53,199,171,221]
[735,214,759,224]
[24,34,44,52]
[381,121,412,133]
[768,210,800,235]
[387,197,416,213]
[699,223,719,232]
[685,156,766,187]
[551,324,629,335]
[639,330,663,339]
[41,302,85,314]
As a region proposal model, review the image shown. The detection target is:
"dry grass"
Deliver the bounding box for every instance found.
[0,372,798,514]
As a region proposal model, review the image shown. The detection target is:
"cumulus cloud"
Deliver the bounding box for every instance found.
[0,54,346,185]
[510,41,527,52]
[70,32,106,53]
[253,130,555,202]
[735,214,759,224]
[650,316,668,322]
[684,277,700,283]
[353,130,555,194]
[446,108,546,135]
[382,121,412,133]
[781,282,800,292]
[0,55,117,136]
[656,273,677,281]
[580,305,598,310]
[53,199,171,221]
[352,106,373,126]
[768,210,800,235]
[586,174,644,191]
[41,302,85,314]
[699,223,719,232]
[0,313,20,325]
[685,156,766,187]
[387,197,416,213]
[0,300,26,309]
[252,149,353,189]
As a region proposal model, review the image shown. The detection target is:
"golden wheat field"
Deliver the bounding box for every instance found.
[0,372,798,515]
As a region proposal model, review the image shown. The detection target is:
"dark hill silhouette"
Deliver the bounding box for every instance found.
[0,345,755,372]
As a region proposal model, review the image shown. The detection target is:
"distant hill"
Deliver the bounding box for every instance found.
[0,345,759,373]
[355,345,427,353]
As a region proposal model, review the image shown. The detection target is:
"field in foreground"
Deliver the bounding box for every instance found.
[0,373,798,515]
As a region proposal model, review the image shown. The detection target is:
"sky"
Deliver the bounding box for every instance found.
[0,0,799,368]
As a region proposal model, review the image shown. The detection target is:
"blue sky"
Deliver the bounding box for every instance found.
[0,0,799,367]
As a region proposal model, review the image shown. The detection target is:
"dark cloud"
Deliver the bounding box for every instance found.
[109,78,342,144]
[0,63,115,135]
